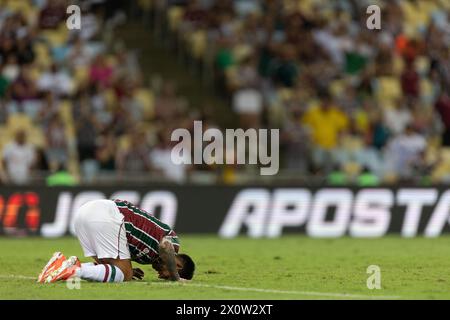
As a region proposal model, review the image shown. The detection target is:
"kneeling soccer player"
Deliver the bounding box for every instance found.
[37,199,195,283]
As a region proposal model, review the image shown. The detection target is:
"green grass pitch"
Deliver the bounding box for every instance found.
[1,235,450,299]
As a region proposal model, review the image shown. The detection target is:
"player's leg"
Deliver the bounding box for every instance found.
[73,199,132,282]
[75,259,130,282]
[43,200,131,283]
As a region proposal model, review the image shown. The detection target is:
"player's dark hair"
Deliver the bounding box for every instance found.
[178,254,195,280]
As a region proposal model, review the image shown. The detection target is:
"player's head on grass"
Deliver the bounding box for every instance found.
[152,253,196,280]
[177,253,195,280]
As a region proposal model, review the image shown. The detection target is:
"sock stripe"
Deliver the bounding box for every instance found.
[103,265,110,282]
[110,266,116,282]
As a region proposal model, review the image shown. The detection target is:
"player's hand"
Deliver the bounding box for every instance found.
[132,268,145,280]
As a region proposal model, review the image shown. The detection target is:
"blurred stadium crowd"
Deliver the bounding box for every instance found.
[0,0,449,186]
[0,0,177,186]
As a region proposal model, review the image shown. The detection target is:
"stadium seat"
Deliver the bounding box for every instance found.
[374,76,402,107]
[134,88,155,120]
[41,26,69,48]
[34,42,52,69]
[7,114,33,132]
[167,7,185,32]
[74,66,89,87]
[27,127,46,148]
[138,0,153,10]
[189,30,207,60]
[118,135,132,152]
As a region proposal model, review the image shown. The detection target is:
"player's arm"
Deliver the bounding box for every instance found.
[158,236,180,281]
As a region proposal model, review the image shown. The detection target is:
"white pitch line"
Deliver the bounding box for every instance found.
[140,281,401,299]
[0,274,36,280]
[0,274,400,299]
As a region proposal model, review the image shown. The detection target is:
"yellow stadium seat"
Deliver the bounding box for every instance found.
[41,25,69,48]
[392,54,404,76]
[168,6,185,32]
[27,127,46,148]
[28,65,42,82]
[420,78,434,100]
[34,42,52,69]
[429,147,450,182]
[138,0,153,10]
[189,30,207,60]
[375,76,402,107]
[134,88,155,120]
[224,66,238,87]
[278,88,293,101]
[104,89,117,106]
[441,148,450,163]
[0,126,12,151]
[74,66,89,87]
[415,56,430,74]
[4,0,34,15]
[342,161,362,177]
[59,100,73,123]
[7,114,33,131]
[232,44,253,63]
[330,79,345,97]
[118,135,131,151]
[401,1,428,27]
[105,55,118,68]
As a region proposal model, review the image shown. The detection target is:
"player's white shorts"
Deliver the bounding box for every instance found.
[73,199,131,260]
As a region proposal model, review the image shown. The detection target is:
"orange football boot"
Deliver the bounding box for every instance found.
[45,256,81,283]
[37,252,66,283]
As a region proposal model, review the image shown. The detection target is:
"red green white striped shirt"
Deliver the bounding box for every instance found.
[114,199,180,264]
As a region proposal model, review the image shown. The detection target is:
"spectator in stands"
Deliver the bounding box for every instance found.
[367,111,390,151]
[116,129,151,178]
[231,54,263,129]
[0,63,10,98]
[89,54,114,88]
[385,124,427,179]
[270,44,299,88]
[280,105,311,173]
[302,91,349,173]
[383,99,413,135]
[96,129,117,172]
[16,35,35,66]
[2,130,36,185]
[45,113,68,172]
[150,129,190,183]
[10,66,38,102]
[435,89,450,147]
[75,103,100,182]
[38,0,66,30]
[37,64,73,97]
[1,55,19,83]
[67,37,94,69]
[401,58,420,99]
[154,80,181,122]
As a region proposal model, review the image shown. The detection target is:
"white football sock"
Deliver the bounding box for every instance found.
[76,264,125,282]
[81,262,96,268]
